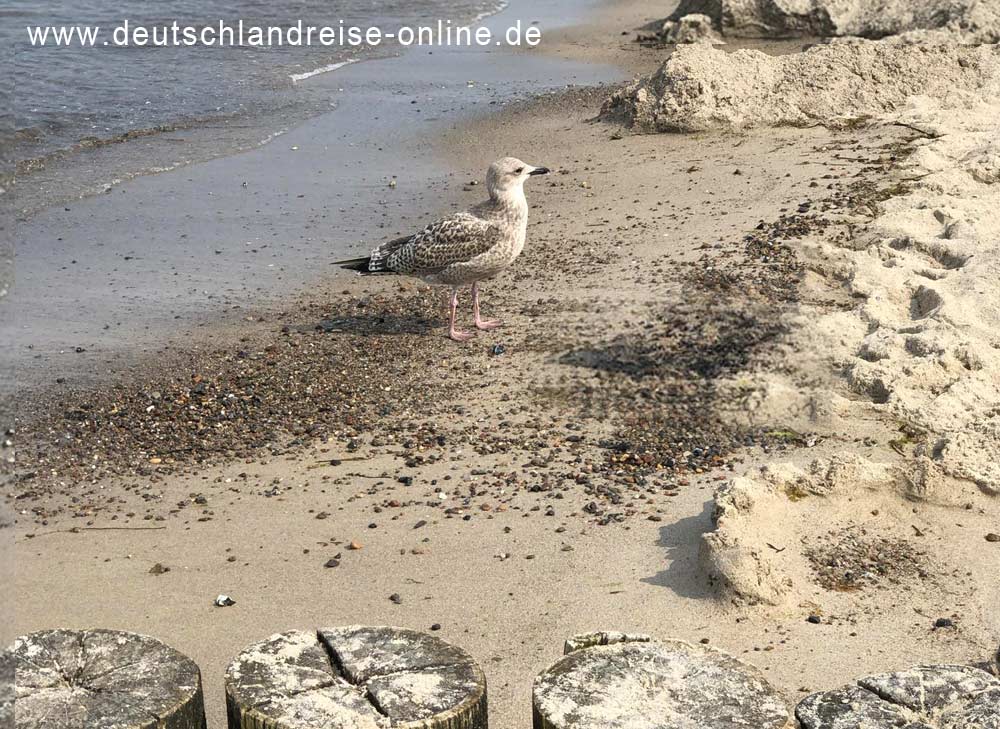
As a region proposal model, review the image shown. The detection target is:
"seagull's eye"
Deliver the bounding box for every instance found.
[515,167,524,174]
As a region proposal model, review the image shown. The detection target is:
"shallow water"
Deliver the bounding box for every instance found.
[4,0,622,394]
[9,0,504,166]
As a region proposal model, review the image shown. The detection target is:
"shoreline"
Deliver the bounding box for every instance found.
[9,0,519,214]
[8,1,1000,727]
[9,0,602,218]
[3,0,625,398]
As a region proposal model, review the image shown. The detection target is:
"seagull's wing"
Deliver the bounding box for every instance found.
[372,213,502,275]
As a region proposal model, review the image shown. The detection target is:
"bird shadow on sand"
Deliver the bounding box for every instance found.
[559,305,782,381]
[640,499,717,600]
[558,336,667,378]
[296,314,439,337]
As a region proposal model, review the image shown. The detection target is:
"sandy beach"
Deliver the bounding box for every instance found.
[6,0,1000,726]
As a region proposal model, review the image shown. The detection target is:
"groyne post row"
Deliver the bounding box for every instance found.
[7,628,999,728]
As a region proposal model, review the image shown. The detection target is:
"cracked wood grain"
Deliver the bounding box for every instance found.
[225,626,487,729]
[12,629,206,729]
[533,635,792,729]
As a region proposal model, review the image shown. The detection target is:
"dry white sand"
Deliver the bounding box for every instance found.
[701,81,1000,609]
[602,0,1000,691]
[668,0,1000,41]
[605,42,1000,132]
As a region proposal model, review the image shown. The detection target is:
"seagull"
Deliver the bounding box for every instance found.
[335,157,550,341]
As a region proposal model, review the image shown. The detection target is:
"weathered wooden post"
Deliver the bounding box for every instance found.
[13,629,206,729]
[1,647,12,728]
[225,626,488,729]
[532,632,793,729]
[797,665,1000,728]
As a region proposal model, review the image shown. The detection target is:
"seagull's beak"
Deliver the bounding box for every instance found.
[528,166,550,176]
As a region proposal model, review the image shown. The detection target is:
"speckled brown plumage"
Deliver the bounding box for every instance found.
[336,157,550,340]
[371,213,503,279]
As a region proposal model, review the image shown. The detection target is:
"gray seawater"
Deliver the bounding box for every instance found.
[8,0,503,167]
[3,0,622,396]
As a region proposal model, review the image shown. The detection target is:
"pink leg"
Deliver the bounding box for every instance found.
[472,282,502,331]
[448,289,475,342]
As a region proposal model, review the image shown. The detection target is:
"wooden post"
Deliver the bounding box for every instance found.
[13,629,206,729]
[797,665,1000,728]
[225,626,487,729]
[533,634,793,729]
[1,646,12,728]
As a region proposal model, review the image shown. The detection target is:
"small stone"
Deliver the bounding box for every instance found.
[430,623,442,631]
[348,541,362,550]
[149,563,170,575]
[324,559,340,568]
[986,533,1000,543]
[806,615,822,624]
[934,617,955,629]
[389,593,403,604]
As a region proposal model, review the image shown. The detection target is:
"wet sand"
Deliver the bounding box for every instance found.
[3,0,622,397]
[8,0,1000,727]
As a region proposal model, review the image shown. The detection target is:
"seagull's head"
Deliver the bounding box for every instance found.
[487,157,550,200]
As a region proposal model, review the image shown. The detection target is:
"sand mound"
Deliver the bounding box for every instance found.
[701,453,988,606]
[604,42,1000,132]
[667,0,1000,41]
[702,82,1000,608]
[659,14,726,44]
[702,457,906,606]
[823,97,1000,494]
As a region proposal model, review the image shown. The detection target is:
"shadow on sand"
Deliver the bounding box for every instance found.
[641,499,716,600]
[302,313,439,337]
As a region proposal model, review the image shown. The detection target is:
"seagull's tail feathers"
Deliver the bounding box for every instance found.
[335,256,376,274]
[336,235,411,275]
